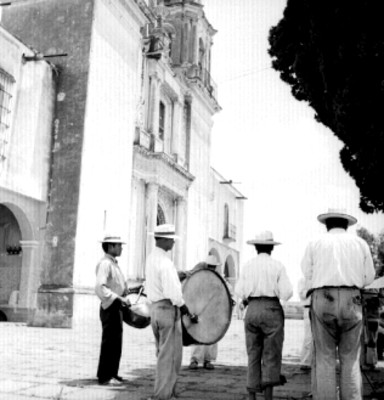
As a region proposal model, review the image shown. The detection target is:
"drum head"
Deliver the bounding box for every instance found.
[182,269,232,345]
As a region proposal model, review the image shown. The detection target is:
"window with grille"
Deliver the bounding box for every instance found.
[0,68,15,162]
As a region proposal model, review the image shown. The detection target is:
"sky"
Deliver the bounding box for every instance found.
[203,0,384,298]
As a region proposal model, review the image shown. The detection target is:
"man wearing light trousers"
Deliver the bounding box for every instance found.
[301,208,375,400]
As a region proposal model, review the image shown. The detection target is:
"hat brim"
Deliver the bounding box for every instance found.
[153,234,180,240]
[317,213,357,226]
[100,239,126,244]
[246,240,281,246]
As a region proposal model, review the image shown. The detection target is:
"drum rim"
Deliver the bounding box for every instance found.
[181,268,233,345]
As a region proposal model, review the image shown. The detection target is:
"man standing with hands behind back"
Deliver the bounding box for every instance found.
[236,230,293,400]
[301,208,375,400]
[146,224,198,400]
[95,234,130,386]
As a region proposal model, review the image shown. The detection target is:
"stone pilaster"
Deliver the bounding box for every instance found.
[171,100,182,160]
[175,197,187,270]
[18,240,39,309]
[145,182,159,257]
[147,73,161,138]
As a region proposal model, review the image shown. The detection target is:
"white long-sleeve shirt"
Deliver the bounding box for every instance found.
[145,246,185,307]
[95,254,127,309]
[235,253,293,302]
[301,228,375,293]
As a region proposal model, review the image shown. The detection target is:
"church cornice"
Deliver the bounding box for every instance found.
[133,145,195,197]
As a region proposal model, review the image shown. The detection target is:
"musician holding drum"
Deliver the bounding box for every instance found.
[145,224,198,400]
[188,254,233,370]
[235,230,293,400]
[95,234,132,386]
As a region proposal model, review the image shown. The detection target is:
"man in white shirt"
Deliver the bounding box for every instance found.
[301,209,375,400]
[236,231,293,400]
[95,234,131,385]
[146,224,197,400]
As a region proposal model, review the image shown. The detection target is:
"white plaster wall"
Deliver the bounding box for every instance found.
[185,97,213,269]
[73,0,145,288]
[127,177,146,280]
[0,27,55,202]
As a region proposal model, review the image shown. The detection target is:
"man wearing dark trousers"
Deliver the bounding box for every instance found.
[95,234,130,386]
[235,231,293,400]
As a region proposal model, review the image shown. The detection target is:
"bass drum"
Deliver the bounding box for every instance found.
[122,292,151,329]
[181,268,232,346]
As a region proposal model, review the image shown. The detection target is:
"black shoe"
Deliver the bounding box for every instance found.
[113,375,124,382]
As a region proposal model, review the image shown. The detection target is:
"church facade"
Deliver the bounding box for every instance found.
[0,0,245,327]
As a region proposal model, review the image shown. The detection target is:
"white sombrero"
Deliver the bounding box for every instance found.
[206,254,221,266]
[151,224,179,240]
[100,234,126,244]
[246,230,281,246]
[317,208,357,226]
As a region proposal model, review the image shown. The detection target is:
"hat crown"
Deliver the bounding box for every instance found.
[246,230,281,245]
[206,255,221,266]
[154,224,176,236]
[101,233,126,243]
[254,230,274,242]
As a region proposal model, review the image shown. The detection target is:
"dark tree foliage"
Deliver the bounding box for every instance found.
[268,0,384,213]
[357,226,384,277]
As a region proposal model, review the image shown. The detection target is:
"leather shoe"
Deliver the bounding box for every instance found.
[203,361,214,370]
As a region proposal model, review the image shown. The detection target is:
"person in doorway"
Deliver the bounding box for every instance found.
[235,230,293,400]
[146,224,198,400]
[95,234,130,385]
[301,208,375,400]
[188,254,229,370]
[298,276,312,371]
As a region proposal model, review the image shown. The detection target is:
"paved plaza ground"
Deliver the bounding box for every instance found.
[1,317,384,400]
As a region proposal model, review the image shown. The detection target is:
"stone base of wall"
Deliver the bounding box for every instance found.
[27,289,74,328]
[72,290,100,330]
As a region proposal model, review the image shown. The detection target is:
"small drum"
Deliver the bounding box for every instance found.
[122,292,151,329]
[181,268,233,346]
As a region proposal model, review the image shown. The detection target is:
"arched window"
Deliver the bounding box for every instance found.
[157,204,166,225]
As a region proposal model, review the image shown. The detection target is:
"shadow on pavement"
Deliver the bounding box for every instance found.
[58,363,384,400]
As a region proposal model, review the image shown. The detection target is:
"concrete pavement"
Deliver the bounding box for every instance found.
[1,318,384,400]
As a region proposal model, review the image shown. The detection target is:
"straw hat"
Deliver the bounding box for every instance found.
[246,230,281,246]
[100,234,126,244]
[206,254,221,266]
[317,208,357,226]
[152,224,179,240]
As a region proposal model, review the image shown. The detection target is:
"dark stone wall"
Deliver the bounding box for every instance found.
[2,0,95,326]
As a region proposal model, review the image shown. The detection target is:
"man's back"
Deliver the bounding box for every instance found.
[302,228,375,290]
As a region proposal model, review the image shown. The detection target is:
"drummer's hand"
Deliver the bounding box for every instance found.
[189,313,199,323]
[120,296,131,307]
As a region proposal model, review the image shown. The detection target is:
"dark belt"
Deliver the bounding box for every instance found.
[308,286,360,297]
[248,296,279,301]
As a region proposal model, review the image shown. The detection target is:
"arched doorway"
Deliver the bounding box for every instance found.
[223,255,236,288]
[0,204,22,307]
